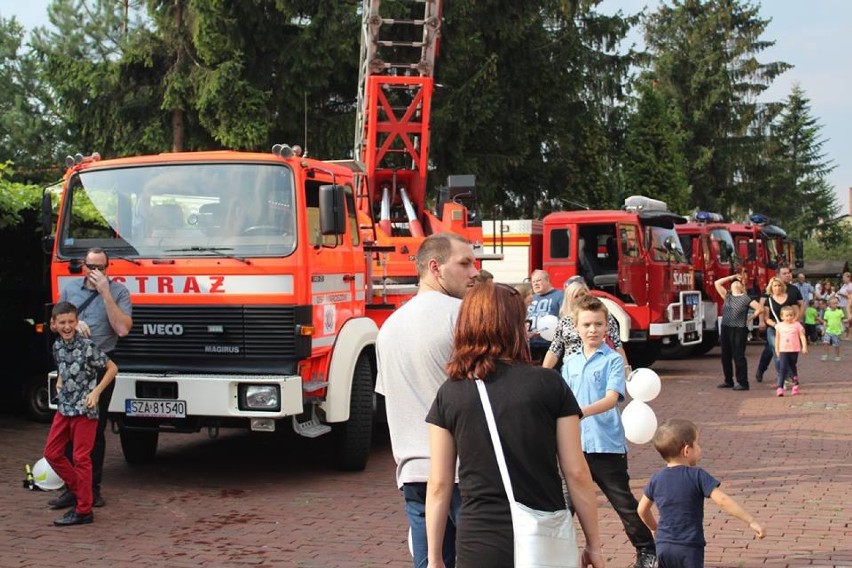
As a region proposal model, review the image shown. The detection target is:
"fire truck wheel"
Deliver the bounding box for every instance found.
[692,331,719,356]
[24,373,54,423]
[333,353,374,472]
[625,340,662,369]
[119,428,159,465]
[659,341,694,360]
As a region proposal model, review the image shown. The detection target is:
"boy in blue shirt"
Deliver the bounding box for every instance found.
[563,296,656,568]
[638,419,766,567]
[43,302,118,526]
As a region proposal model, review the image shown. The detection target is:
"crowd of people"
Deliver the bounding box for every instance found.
[378,234,773,568]
[40,237,844,564]
[714,268,850,396]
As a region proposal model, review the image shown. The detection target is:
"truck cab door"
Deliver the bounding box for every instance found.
[618,223,647,305]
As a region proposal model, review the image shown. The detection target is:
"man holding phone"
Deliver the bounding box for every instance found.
[49,247,132,510]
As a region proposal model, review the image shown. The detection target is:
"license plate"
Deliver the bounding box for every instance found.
[125,399,187,418]
[684,322,696,333]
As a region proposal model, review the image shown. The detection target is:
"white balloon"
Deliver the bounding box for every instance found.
[621,400,658,445]
[535,315,559,342]
[626,368,661,402]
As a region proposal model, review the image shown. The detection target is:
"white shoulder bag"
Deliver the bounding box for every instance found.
[475,380,579,568]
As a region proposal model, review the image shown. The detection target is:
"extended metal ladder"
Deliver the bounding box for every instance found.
[354,0,442,160]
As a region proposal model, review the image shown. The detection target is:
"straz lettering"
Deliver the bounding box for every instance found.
[112,275,227,294]
[142,323,185,336]
[673,272,694,287]
[204,345,240,353]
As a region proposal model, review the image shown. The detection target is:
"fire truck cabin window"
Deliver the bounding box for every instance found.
[549,229,570,259]
[60,163,297,259]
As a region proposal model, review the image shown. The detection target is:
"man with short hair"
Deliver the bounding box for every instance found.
[794,272,815,306]
[49,247,132,510]
[375,233,479,568]
[527,269,564,363]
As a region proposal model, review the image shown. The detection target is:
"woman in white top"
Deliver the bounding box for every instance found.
[838,272,852,339]
[542,280,628,371]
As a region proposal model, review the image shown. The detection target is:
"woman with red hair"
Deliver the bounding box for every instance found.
[425,282,604,567]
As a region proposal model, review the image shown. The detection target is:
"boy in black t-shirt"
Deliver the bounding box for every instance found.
[637,419,765,568]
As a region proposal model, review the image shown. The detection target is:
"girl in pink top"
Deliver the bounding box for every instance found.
[774,305,808,397]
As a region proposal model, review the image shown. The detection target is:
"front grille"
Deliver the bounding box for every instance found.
[136,381,178,399]
[113,305,311,364]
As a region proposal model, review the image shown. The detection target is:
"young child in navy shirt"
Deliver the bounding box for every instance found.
[637,419,766,568]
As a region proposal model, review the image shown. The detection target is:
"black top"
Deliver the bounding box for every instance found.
[765,287,800,324]
[721,293,753,328]
[426,363,581,567]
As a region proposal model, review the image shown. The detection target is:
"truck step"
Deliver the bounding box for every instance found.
[292,409,332,439]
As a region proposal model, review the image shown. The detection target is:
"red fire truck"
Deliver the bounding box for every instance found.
[663,213,804,358]
[664,212,740,358]
[483,196,703,367]
[42,0,484,471]
[727,214,803,298]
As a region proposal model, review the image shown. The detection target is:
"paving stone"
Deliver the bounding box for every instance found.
[1,343,849,567]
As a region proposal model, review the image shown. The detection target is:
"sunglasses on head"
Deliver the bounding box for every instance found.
[495,282,520,296]
[85,263,107,271]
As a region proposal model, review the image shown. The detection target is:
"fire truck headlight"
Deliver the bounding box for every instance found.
[240,385,281,411]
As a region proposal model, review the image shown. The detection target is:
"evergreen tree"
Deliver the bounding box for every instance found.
[0,16,66,183]
[185,0,359,154]
[770,84,839,242]
[643,0,790,217]
[30,0,174,157]
[431,0,639,218]
[622,78,690,213]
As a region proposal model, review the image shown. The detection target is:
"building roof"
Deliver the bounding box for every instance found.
[801,259,850,279]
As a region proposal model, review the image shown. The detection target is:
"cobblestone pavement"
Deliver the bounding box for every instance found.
[0,344,850,567]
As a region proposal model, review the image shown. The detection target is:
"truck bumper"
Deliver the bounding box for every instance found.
[653,291,703,345]
[109,372,304,418]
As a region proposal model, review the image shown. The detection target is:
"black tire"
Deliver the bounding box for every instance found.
[692,331,719,356]
[333,353,374,471]
[624,340,662,368]
[24,374,54,423]
[658,340,694,360]
[119,427,159,464]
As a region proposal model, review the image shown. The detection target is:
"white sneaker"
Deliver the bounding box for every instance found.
[835,356,842,362]
[821,354,828,361]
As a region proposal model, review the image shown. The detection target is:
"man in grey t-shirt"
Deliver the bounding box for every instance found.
[375,233,479,568]
[49,247,132,511]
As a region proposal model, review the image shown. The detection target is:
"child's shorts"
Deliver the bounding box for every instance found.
[823,333,841,347]
[656,542,704,568]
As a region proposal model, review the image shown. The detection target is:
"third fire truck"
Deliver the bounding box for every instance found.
[483,196,703,367]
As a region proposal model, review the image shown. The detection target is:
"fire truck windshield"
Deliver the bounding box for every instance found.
[709,228,737,264]
[57,163,297,259]
[645,225,687,264]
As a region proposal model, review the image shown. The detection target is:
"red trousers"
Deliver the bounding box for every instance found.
[44,413,97,514]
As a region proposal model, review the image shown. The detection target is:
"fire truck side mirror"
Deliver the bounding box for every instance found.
[794,240,804,268]
[40,192,55,255]
[664,235,679,252]
[319,184,346,236]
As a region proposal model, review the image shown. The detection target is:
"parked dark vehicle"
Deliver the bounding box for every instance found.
[0,207,54,421]
[2,318,54,422]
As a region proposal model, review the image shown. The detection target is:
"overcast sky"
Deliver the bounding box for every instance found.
[3,0,849,215]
